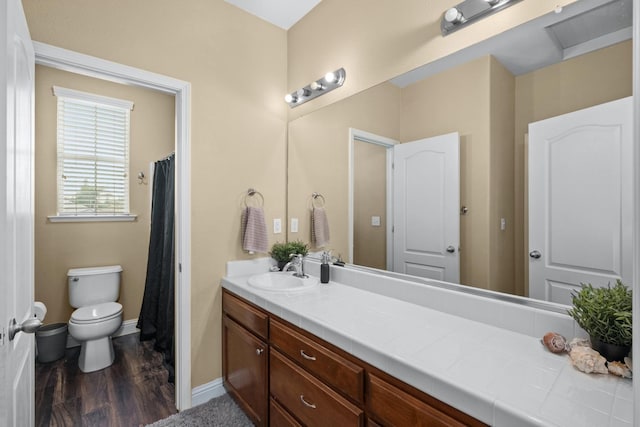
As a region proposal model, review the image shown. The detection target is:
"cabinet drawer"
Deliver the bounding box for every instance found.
[271,349,364,427]
[270,319,364,403]
[222,290,268,340]
[270,398,302,427]
[367,374,466,427]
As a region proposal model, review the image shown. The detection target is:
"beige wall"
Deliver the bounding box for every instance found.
[287,82,401,258]
[287,0,577,120]
[514,40,632,296]
[23,0,288,388]
[34,66,175,324]
[353,140,387,269]
[488,57,515,294]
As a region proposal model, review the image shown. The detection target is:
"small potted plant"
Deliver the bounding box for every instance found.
[269,241,309,271]
[567,280,632,361]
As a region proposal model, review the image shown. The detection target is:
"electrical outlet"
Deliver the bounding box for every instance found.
[371,216,381,226]
[291,218,299,233]
[273,218,282,234]
[500,218,506,231]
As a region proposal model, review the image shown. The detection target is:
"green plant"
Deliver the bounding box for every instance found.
[287,240,309,257]
[269,240,309,262]
[567,280,632,347]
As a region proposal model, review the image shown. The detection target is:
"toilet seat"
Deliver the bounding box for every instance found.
[71,302,123,324]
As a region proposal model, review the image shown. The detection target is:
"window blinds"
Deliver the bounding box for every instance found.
[54,87,133,216]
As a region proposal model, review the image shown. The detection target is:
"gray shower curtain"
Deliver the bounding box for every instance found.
[137,153,175,382]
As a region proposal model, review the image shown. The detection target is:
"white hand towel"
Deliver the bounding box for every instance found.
[241,206,268,254]
[311,206,330,247]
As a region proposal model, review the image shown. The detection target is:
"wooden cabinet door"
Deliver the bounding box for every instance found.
[223,316,268,426]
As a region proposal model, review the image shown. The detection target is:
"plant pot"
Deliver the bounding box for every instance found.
[590,336,631,362]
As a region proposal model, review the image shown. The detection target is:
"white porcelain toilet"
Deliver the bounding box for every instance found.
[67,265,123,373]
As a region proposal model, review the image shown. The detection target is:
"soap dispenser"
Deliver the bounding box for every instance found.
[321,251,331,283]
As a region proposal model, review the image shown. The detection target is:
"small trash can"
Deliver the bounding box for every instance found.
[35,323,68,363]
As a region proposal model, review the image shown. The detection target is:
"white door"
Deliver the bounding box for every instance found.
[393,132,460,282]
[1,0,36,426]
[528,97,633,304]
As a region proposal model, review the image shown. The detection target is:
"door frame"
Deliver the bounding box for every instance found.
[33,42,192,410]
[348,128,397,270]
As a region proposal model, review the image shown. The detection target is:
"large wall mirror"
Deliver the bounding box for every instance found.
[287,0,633,305]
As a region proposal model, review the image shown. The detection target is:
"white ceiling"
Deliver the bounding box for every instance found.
[224,0,322,30]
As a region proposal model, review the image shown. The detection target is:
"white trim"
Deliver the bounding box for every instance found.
[53,85,134,110]
[191,377,226,407]
[348,128,397,267]
[65,318,140,349]
[34,42,193,411]
[48,214,137,223]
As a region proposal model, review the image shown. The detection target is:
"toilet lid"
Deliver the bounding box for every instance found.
[71,302,122,323]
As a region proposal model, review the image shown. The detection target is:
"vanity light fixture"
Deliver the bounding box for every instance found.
[441,0,523,36]
[284,68,346,108]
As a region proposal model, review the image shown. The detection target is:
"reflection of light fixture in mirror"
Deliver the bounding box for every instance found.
[284,68,346,108]
[441,0,523,36]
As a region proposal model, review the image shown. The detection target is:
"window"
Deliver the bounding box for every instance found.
[52,86,135,221]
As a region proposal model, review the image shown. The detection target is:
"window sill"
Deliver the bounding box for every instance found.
[47,214,138,223]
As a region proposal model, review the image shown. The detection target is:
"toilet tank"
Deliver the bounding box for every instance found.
[68,265,122,308]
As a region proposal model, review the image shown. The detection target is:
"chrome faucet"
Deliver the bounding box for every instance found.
[282,254,306,278]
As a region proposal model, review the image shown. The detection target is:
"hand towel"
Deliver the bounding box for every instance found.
[311,206,330,247]
[241,206,268,254]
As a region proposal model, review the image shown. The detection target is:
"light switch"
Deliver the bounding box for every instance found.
[371,216,381,227]
[500,218,506,231]
[291,218,299,233]
[273,218,282,234]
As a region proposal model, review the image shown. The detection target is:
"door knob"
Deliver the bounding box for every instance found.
[529,250,542,259]
[446,246,456,253]
[8,317,42,341]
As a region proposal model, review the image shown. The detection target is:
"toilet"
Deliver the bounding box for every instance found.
[67,265,123,373]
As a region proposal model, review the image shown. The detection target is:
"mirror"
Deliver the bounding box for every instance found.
[287,0,633,302]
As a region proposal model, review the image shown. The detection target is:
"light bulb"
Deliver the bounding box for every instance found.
[444,7,464,24]
[284,93,295,103]
[296,88,310,97]
[484,0,501,5]
[310,81,324,91]
[324,71,337,84]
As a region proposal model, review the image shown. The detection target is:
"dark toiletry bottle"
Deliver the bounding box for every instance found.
[321,251,330,283]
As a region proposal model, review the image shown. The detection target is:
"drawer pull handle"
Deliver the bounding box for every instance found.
[300,395,316,409]
[256,348,264,355]
[300,350,316,361]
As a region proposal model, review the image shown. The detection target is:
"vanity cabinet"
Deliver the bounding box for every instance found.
[222,289,486,427]
[222,291,269,426]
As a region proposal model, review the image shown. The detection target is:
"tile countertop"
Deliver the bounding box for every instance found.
[221,258,633,427]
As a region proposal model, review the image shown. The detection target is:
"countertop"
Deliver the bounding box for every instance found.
[221,259,633,427]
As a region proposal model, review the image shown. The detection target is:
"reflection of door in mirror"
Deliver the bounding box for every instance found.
[393,134,460,283]
[353,139,389,270]
[528,97,633,305]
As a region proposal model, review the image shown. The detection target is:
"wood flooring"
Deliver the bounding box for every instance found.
[35,333,177,427]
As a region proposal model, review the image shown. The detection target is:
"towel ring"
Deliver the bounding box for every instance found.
[311,192,325,208]
[244,188,264,207]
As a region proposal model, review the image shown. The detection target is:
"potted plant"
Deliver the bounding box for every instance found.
[567,280,632,361]
[269,241,309,271]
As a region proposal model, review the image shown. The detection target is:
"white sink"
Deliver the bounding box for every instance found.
[248,272,319,292]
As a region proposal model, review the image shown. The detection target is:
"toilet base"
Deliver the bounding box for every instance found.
[78,336,115,373]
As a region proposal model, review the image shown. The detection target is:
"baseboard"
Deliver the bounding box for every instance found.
[66,318,140,348]
[191,377,226,407]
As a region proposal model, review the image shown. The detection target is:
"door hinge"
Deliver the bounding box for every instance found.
[179,263,182,273]
[0,328,5,346]
[392,225,395,233]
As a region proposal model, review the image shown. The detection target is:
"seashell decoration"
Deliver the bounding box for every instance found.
[624,356,632,373]
[569,346,608,375]
[568,337,591,351]
[541,332,568,353]
[607,361,632,379]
